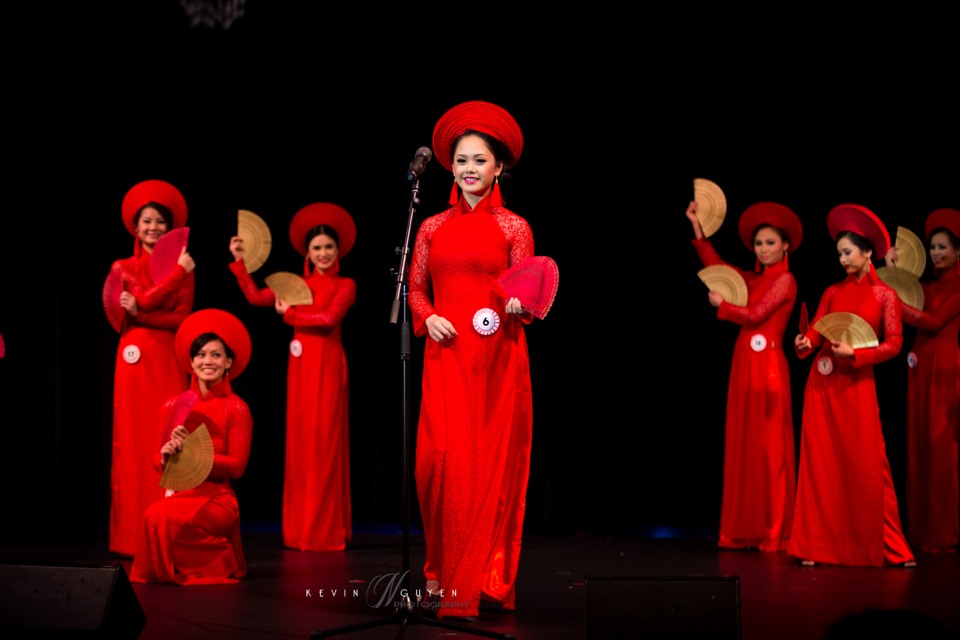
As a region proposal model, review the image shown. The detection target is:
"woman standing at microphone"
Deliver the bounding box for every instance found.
[408,100,539,620]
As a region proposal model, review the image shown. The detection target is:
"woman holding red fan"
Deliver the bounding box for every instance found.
[409,100,554,620]
[105,179,196,557]
[886,208,960,553]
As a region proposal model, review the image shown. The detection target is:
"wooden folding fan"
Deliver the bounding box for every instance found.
[876,266,925,311]
[697,265,748,307]
[814,312,879,348]
[238,209,272,273]
[159,423,214,492]
[693,177,727,238]
[891,226,927,278]
[265,272,313,306]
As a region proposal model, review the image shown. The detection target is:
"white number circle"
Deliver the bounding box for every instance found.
[290,339,303,357]
[817,356,834,376]
[473,308,501,336]
[122,344,141,364]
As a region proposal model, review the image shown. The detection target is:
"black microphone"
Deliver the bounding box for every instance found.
[406,146,432,181]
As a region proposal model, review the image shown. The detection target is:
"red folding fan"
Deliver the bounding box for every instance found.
[161,390,199,443]
[102,268,125,333]
[150,227,190,283]
[498,256,560,320]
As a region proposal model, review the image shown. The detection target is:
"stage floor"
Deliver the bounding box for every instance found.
[2,525,958,639]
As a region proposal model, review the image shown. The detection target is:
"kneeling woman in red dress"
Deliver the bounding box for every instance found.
[130,309,254,585]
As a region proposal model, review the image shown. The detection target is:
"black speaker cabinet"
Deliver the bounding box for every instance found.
[585,575,741,640]
[0,562,146,638]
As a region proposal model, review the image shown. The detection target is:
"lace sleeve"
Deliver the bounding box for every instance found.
[210,396,253,480]
[284,278,356,328]
[853,284,903,367]
[501,211,534,266]
[718,272,796,326]
[228,260,275,307]
[408,213,446,337]
[127,264,190,312]
[691,237,724,268]
[136,272,195,331]
[902,282,960,335]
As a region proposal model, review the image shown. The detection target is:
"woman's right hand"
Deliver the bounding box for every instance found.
[795,333,812,352]
[884,246,900,267]
[177,247,196,273]
[685,201,704,240]
[229,236,245,262]
[160,425,190,466]
[425,314,458,342]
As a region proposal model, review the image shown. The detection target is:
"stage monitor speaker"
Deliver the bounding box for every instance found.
[585,574,741,640]
[0,562,146,638]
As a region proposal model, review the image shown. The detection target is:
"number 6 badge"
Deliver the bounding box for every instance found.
[472,308,501,336]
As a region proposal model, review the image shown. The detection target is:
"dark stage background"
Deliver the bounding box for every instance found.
[2,3,956,545]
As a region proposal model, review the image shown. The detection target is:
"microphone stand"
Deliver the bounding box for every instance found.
[311,177,513,639]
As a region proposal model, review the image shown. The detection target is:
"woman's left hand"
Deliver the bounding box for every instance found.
[505,297,524,315]
[708,290,724,308]
[275,297,290,314]
[831,341,854,358]
[119,291,139,317]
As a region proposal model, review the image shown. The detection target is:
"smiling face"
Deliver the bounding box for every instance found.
[929,230,959,273]
[453,134,502,206]
[191,338,233,387]
[837,236,872,278]
[136,205,169,250]
[308,232,339,274]
[753,226,789,268]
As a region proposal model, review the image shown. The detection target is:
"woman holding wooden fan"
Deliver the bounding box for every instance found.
[885,208,960,553]
[130,308,253,585]
[685,195,801,553]
[790,204,915,567]
[227,203,356,551]
[104,179,196,558]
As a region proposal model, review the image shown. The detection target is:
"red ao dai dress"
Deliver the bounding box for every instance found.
[691,237,797,552]
[130,377,253,585]
[108,252,194,557]
[229,260,355,551]
[788,266,914,566]
[408,196,535,619]
[901,265,960,552]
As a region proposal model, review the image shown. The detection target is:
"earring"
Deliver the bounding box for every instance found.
[448,179,459,207]
[490,175,503,208]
